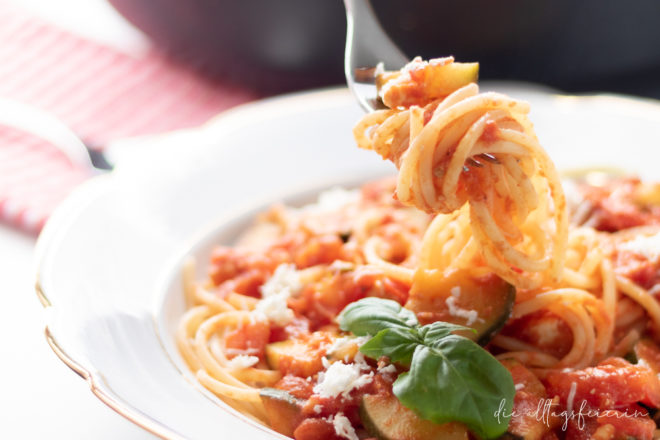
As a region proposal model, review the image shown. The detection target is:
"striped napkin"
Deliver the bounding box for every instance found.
[0,5,257,233]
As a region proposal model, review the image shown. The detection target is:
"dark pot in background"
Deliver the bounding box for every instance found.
[108,0,660,97]
[108,0,347,92]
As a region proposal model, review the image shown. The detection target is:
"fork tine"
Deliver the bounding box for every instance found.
[467,157,484,167]
[478,153,500,164]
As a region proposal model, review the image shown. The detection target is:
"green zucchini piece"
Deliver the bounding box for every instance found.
[406,268,515,345]
[377,61,479,106]
[360,393,469,440]
[259,388,304,437]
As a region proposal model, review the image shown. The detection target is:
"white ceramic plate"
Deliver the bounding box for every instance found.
[35,86,660,440]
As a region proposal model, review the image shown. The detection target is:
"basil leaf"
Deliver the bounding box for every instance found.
[393,336,514,439]
[338,297,514,438]
[359,327,421,366]
[419,320,473,344]
[338,297,418,336]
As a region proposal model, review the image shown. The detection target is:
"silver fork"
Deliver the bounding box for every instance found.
[343,0,407,113]
[343,1,498,167]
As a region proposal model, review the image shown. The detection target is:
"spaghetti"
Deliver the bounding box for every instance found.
[354,59,567,289]
[177,58,660,440]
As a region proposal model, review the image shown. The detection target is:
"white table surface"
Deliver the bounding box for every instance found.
[2,0,155,438]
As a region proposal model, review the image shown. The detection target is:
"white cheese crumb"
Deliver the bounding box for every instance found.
[227,355,259,369]
[260,263,302,298]
[326,336,369,357]
[566,382,578,414]
[353,351,369,367]
[329,413,359,440]
[313,404,323,414]
[224,347,260,356]
[378,364,397,375]
[531,318,561,346]
[314,361,373,399]
[255,293,294,326]
[619,232,660,260]
[514,383,525,391]
[255,263,301,326]
[445,287,482,326]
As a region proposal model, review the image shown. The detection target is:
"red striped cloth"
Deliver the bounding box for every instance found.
[0,5,257,233]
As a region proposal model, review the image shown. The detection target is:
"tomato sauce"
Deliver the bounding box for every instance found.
[501,310,575,359]
[574,177,660,232]
[214,177,660,440]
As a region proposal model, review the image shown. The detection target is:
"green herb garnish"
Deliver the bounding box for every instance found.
[338,297,514,439]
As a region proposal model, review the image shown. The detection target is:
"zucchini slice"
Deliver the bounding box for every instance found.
[376,60,479,108]
[360,393,469,440]
[265,339,303,370]
[259,388,304,437]
[265,338,323,377]
[406,268,515,345]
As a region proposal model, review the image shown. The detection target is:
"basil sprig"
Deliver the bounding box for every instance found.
[338,297,514,439]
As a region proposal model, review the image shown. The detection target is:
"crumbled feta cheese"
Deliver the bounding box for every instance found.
[445,287,482,326]
[260,263,302,298]
[378,364,398,375]
[566,382,578,414]
[352,351,369,367]
[619,231,660,260]
[313,404,323,414]
[255,293,294,326]
[326,336,369,357]
[514,383,525,391]
[531,319,561,346]
[329,413,358,440]
[314,361,373,399]
[255,263,301,325]
[224,347,260,356]
[227,355,259,369]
